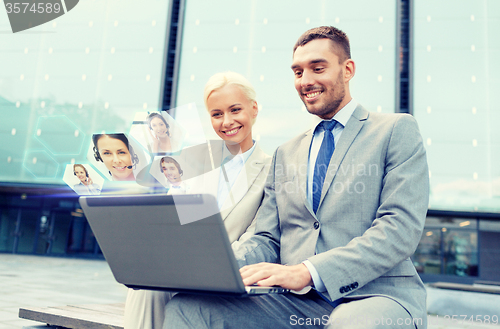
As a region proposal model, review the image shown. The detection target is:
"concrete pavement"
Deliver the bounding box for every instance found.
[0,253,498,329]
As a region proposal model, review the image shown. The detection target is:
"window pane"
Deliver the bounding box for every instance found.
[0,0,170,184]
[413,0,500,212]
[175,0,396,155]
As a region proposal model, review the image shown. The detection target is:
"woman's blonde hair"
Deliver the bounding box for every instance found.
[203,71,257,110]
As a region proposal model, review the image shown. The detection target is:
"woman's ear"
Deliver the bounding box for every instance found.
[252,101,258,118]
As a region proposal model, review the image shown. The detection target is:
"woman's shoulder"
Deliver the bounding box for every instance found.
[252,142,271,161]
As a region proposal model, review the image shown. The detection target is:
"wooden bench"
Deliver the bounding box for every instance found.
[19,303,125,329]
[429,281,500,295]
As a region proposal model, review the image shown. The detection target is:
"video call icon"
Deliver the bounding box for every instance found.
[3,0,79,33]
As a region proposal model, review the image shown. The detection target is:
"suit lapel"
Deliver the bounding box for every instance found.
[319,106,369,208]
[298,131,315,217]
[220,144,266,220]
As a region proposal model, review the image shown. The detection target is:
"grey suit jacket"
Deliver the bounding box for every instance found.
[234,105,429,325]
[186,140,272,247]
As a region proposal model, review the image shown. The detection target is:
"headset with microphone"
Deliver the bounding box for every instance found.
[159,156,183,176]
[92,134,139,174]
[147,112,170,138]
[73,164,89,177]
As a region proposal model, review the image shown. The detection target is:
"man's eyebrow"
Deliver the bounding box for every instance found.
[310,58,328,65]
[291,58,328,70]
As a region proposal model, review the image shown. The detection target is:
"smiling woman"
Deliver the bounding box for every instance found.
[92,133,138,181]
[123,72,272,329]
[146,112,172,153]
[72,164,100,195]
[204,72,258,155]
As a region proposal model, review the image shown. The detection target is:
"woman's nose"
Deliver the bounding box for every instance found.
[222,114,234,127]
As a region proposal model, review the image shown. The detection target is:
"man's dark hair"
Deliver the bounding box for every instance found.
[293,26,351,63]
[160,156,183,175]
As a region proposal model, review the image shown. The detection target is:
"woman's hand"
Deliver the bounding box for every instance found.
[147,128,160,152]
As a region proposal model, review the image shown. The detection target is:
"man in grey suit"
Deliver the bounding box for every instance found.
[163,26,429,329]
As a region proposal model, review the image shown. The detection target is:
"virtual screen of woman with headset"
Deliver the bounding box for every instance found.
[92,133,139,181]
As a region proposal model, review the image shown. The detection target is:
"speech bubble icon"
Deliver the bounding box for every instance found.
[4,0,79,33]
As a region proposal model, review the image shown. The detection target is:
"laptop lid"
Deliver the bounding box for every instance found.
[80,193,250,296]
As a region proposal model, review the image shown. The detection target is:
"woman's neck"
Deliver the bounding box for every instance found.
[226,137,253,155]
[113,174,135,181]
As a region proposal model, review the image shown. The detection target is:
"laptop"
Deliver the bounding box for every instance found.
[79,193,289,296]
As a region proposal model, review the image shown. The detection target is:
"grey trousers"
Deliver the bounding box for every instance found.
[163,292,420,329]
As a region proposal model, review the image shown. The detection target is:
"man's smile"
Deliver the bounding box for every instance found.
[303,88,323,102]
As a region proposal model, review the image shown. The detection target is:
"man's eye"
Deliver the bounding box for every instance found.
[314,67,325,72]
[294,71,302,77]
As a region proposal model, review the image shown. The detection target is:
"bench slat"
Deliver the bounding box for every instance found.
[67,303,125,315]
[19,303,125,329]
[429,282,500,295]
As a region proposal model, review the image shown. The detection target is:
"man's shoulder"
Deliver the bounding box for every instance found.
[362,108,414,123]
[360,108,419,132]
[277,129,310,153]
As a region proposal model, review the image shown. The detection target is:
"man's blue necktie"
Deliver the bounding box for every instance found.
[312,120,337,214]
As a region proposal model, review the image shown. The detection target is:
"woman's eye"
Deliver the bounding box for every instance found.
[231,108,241,113]
[212,113,222,118]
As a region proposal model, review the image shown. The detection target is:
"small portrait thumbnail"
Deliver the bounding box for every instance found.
[63,164,103,195]
[88,133,149,182]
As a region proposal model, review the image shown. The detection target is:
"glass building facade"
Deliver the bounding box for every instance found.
[0,0,170,184]
[413,0,500,213]
[0,0,499,281]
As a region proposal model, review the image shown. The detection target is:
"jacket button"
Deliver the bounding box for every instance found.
[339,287,345,293]
[313,222,320,230]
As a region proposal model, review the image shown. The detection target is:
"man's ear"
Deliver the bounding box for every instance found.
[344,59,355,82]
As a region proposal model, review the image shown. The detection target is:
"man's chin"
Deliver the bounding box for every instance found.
[304,104,338,119]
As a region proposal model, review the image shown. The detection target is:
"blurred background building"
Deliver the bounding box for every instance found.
[0,0,498,284]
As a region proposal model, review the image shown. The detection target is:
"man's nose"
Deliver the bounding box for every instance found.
[301,70,315,88]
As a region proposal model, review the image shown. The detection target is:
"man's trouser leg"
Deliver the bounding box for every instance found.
[163,290,334,329]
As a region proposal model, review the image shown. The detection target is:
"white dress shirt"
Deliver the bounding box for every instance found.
[217,142,256,210]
